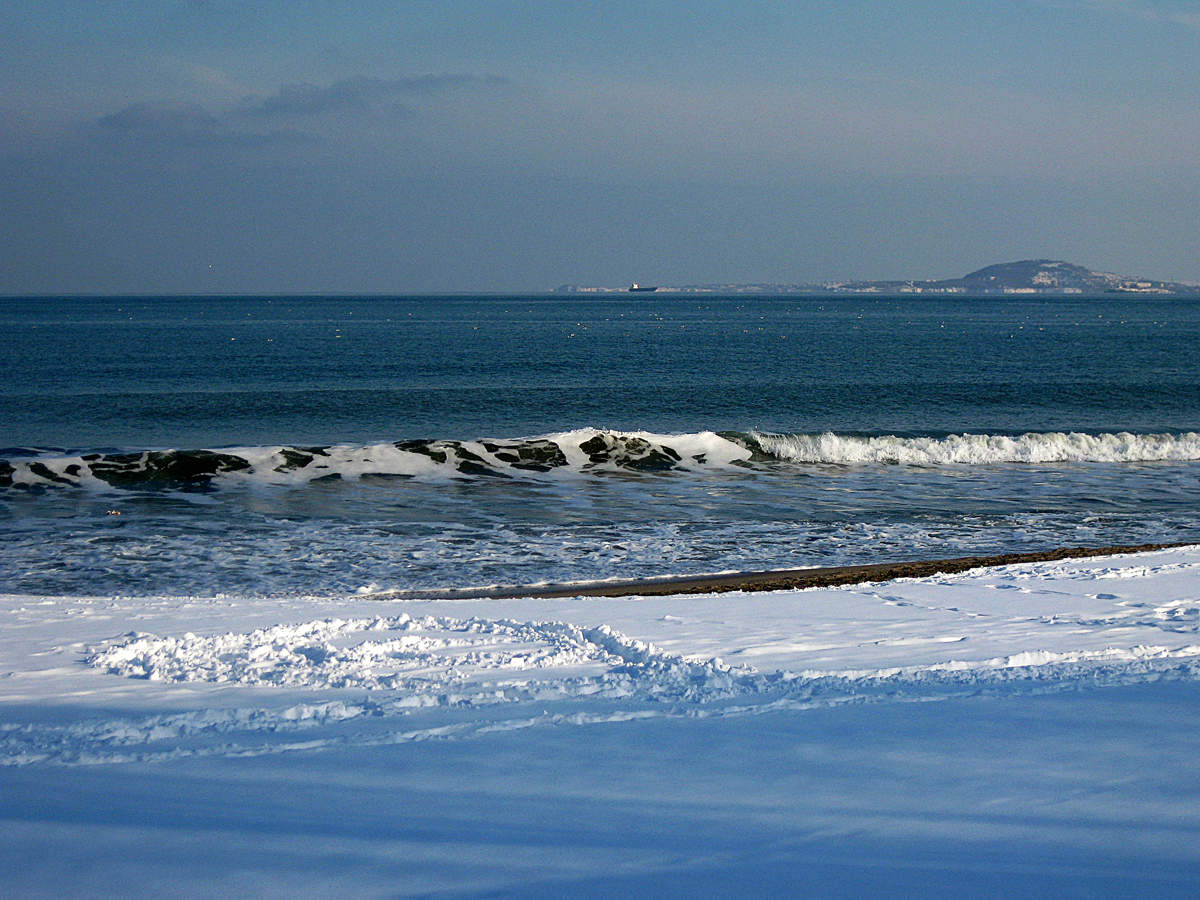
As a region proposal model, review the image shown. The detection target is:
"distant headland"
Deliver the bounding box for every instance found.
[555,260,1200,296]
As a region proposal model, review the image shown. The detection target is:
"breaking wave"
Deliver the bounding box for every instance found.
[2,428,1199,490]
[751,430,1200,466]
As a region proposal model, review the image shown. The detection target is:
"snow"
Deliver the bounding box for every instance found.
[4,547,1200,896]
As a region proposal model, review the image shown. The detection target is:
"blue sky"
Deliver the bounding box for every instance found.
[2,1,1198,292]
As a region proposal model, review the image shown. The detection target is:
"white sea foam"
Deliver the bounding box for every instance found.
[0,428,753,489]
[6,429,1200,491]
[753,430,1200,465]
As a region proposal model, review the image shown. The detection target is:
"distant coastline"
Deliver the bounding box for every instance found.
[556,259,1200,296]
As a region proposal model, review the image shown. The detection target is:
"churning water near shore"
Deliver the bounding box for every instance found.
[4,294,1200,597]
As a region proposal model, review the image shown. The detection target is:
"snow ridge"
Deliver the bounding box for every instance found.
[0,609,1188,767]
[86,614,751,702]
[7,637,1198,768]
[4,548,1197,768]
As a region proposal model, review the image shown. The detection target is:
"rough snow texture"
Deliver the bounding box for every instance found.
[2,547,1200,768]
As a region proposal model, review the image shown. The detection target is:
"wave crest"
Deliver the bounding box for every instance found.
[2,429,1198,490]
[751,430,1200,466]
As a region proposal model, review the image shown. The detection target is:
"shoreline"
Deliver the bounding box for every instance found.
[370,542,1194,601]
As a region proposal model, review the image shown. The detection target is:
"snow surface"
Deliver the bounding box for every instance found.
[4,547,1200,896]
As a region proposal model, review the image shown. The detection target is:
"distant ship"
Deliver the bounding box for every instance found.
[628,283,658,293]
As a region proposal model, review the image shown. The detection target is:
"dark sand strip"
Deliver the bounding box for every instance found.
[372,542,1194,601]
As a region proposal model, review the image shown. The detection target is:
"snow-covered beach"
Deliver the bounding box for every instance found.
[9,0,1200,892]
[4,545,1200,896]
[6,293,1200,894]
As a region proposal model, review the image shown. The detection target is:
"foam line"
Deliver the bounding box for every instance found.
[3,429,1199,490]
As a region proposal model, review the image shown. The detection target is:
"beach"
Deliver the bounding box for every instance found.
[4,544,1200,895]
[367,542,1193,599]
[4,294,1200,894]
[9,4,1200,893]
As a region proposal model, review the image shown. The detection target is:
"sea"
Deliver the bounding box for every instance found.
[2,293,1199,599]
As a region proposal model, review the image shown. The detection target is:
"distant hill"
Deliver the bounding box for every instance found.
[956,260,1110,291]
[943,259,1190,295]
[555,260,1200,295]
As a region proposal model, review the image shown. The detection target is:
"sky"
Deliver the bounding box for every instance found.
[2,0,1199,293]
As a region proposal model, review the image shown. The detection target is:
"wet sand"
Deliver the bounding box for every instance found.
[372,542,1193,601]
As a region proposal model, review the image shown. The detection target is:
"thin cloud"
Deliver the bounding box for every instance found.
[99,101,217,133]
[185,63,250,99]
[240,74,510,119]
[1040,0,1200,31]
[1165,11,1200,29]
[91,74,509,146]
[95,99,310,148]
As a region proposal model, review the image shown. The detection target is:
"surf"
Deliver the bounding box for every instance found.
[3,428,1200,491]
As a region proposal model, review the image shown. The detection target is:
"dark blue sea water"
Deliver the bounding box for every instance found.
[3,294,1199,597]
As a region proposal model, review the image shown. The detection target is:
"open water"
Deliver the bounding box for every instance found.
[2,294,1199,596]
